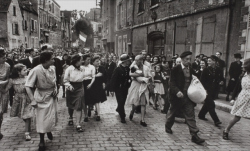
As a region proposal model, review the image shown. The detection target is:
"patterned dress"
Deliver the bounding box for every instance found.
[7,78,34,119]
[0,63,10,114]
[231,73,250,118]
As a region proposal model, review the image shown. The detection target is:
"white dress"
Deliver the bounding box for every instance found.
[231,74,250,118]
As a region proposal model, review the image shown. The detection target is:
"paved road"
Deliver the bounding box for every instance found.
[1,89,250,151]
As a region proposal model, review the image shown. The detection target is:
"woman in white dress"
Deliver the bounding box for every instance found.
[223,58,250,140]
[25,52,58,151]
[126,55,152,127]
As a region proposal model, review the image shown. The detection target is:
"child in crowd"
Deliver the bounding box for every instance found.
[3,64,33,141]
[153,64,165,111]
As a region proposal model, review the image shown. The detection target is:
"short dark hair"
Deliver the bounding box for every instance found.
[152,56,161,64]
[243,58,250,73]
[40,51,53,64]
[11,63,26,79]
[154,64,162,72]
[0,48,6,58]
[200,59,208,67]
[82,54,91,61]
[41,45,48,51]
[25,48,34,54]
[71,54,81,66]
[91,55,100,64]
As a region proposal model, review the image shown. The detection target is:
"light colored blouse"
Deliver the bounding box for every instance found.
[64,65,85,86]
[82,64,95,80]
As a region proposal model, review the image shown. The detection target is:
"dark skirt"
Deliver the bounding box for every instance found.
[83,79,107,105]
[66,82,85,111]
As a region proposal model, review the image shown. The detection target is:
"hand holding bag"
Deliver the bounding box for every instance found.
[187,75,207,104]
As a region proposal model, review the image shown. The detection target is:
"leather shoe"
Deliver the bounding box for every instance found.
[47,132,53,140]
[140,121,147,127]
[121,119,126,123]
[215,121,222,127]
[165,126,173,134]
[198,117,208,121]
[0,133,3,140]
[191,134,205,144]
[38,142,46,151]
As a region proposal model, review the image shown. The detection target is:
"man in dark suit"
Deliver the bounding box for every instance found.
[105,55,117,96]
[192,55,200,73]
[165,51,205,144]
[19,48,35,69]
[226,53,243,101]
[6,52,14,107]
[110,54,131,123]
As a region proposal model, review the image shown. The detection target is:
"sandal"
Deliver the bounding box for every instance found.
[25,132,31,141]
[76,126,84,132]
[223,130,229,140]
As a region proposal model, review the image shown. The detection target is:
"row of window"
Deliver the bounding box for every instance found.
[12,19,38,35]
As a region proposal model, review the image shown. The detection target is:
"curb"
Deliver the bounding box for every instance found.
[215,100,232,113]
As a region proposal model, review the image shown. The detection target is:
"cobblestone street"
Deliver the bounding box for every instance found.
[1,90,250,151]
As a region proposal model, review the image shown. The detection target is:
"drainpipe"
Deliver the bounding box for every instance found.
[225,0,234,78]
[131,0,135,54]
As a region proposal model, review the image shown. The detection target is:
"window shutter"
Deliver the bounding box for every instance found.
[12,24,14,35]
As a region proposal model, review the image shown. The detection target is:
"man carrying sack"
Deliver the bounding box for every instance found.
[165,51,205,144]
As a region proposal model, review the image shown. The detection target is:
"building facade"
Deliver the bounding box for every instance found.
[86,8,101,22]
[19,0,39,49]
[0,0,24,50]
[132,0,242,66]
[115,0,133,56]
[60,11,71,48]
[39,0,61,47]
[100,0,116,53]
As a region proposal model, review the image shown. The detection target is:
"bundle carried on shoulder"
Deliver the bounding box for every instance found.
[187,75,206,104]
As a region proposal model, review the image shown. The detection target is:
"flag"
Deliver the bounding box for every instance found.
[79,32,87,42]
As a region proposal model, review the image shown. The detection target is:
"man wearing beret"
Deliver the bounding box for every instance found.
[110,54,132,123]
[165,51,205,144]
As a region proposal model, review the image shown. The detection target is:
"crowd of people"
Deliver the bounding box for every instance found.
[0,45,249,150]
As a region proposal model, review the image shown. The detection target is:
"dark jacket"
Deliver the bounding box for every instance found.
[32,56,40,68]
[106,61,117,81]
[110,64,131,93]
[19,58,32,69]
[169,64,194,104]
[192,61,200,72]
[229,61,242,80]
[200,66,224,97]
[231,71,245,100]
[6,58,14,71]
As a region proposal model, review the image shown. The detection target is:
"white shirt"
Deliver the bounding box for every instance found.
[29,56,33,64]
[64,65,85,86]
[181,62,189,70]
[82,64,95,80]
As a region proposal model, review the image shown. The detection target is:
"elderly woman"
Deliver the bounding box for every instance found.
[223,58,250,140]
[126,55,152,127]
[64,55,85,132]
[0,48,10,140]
[25,51,58,150]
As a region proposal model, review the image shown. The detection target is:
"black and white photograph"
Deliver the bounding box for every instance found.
[0,0,250,150]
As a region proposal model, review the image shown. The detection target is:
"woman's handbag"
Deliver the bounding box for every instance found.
[187,75,207,104]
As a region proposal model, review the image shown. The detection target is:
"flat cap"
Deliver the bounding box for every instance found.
[180,51,192,58]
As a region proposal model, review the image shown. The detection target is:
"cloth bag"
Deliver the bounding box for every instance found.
[187,75,206,104]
